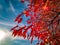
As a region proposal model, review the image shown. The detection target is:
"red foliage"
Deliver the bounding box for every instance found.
[11,0,60,45]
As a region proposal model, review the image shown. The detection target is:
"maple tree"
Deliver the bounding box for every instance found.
[11,0,60,45]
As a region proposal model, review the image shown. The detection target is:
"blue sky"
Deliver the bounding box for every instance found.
[0,0,38,45]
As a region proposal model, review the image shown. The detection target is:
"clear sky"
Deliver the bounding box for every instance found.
[0,0,38,45]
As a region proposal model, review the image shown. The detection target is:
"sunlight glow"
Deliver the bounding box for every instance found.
[0,30,6,41]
